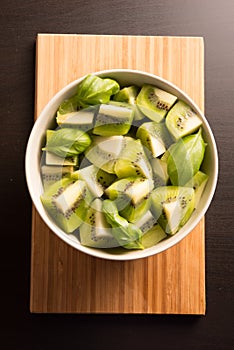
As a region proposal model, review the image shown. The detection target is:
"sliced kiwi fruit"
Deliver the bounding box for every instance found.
[151,186,195,235]
[165,100,202,140]
[114,138,153,179]
[41,165,74,191]
[45,151,78,166]
[150,158,169,187]
[136,84,177,122]
[85,135,125,173]
[71,164,105,198]
[113,86,139,104]
[40,178,89,233]
[105,177,153,207]
[134,210,167,248]
[79,198,119,248]
[134,210,157,234]
[56,106,96,131]
[113,85,145,121]
[184,170,208,208]
[119,196,151,223]
[141,223,167,248]
[96,168,117,189]
[136,122,173,157]
[92,102,134,136]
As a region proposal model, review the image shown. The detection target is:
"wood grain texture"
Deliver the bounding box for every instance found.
[31,34,205,314]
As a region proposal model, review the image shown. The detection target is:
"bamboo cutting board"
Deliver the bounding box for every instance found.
[30,34,205,314]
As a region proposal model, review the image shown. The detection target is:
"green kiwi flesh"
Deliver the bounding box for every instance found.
[136,85,177,122]
[71,164,104,198]
[41,165,74,191]
[40,178,89,233]
[141,224,167,248]
[114,138,153,179]
[136,122,173,157]
[184,171,208,208]
[79,198,119,248]
[134,210,157,233]
[134,210,167,248]
[151,186,195,235]
[92,102,134,136]
[150,158,169,187]
[166,100,202,140]
[96,168,117,189]
[113,86,145,120]
[105,177,153,206]
[45,151,78,166]
[56,106,96,131]
[85,135,125,173]
[119,197,151,223]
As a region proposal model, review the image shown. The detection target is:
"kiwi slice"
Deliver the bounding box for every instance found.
[134,210,167,248]
[96,168,117,189]
[92,102,134,136]
[71,164,105,198]
[113,85,145,121]
[184,171,208,208]
[45,151,78,166]
[114,138,153,179]
[136,84,177,122]
[136,122,173,157]
[105,177,153,207]
[134,210,157,234]
[150,158,169,187]
[56,106,96,131]
[141,224,167,248]
[113,86,139,104]
[119,197,151,223]
[41,165,74,191]
[85,135,125,173]
[40,178,90,233]
[165,100,202,140]
[79,198,119,248]
[151,186,195,235]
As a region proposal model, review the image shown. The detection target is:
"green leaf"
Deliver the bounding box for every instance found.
[58,95,79,115]
[102,199,143,250]
[76,75,120,108]
[43,128,92,158]
[167,128,206,185]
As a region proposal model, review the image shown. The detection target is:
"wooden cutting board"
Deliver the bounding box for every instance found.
[30,34,205,314]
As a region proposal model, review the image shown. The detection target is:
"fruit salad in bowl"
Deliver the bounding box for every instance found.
[25,69,218,260]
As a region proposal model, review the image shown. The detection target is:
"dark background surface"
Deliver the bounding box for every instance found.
[1,0,233,349]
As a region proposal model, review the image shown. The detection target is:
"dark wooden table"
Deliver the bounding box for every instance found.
[1,0,233,349]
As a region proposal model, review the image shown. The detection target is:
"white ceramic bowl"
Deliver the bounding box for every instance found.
[25,69,218,261]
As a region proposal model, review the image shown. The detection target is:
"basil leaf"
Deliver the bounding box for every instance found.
[76,75,120,108]
[167,128,206,185]
[58,95,79,115]
[102,199,143,250]
[43,128,91,158]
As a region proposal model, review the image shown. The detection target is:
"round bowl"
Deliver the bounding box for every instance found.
[25,69,218,261]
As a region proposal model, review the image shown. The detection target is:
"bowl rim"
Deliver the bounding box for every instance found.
[25,68,219,261]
